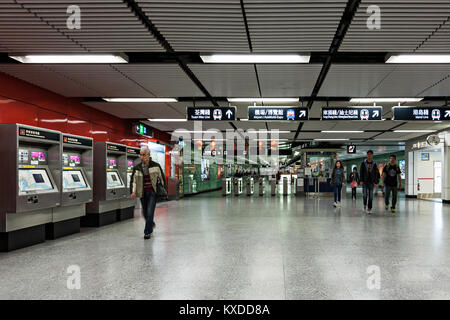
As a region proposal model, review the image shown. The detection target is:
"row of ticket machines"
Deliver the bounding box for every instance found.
[0,124,142,252]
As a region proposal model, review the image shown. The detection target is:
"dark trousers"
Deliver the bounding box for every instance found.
[385,185,398,208]
[363,184,374,210]
[351,187,357,199]
[141,190,156,235]
[333,184,342,202]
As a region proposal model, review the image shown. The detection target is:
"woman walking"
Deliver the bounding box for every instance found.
[331,160,345,207]
[348,167,360,200]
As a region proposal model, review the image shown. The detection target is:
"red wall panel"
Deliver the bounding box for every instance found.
[0,71,172,177]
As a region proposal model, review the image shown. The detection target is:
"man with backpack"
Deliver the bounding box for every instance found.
[382,154,402,214]
[360,150,380,214]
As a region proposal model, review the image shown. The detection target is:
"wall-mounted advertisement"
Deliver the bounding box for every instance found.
[148,141,166,174]
[398,160,406,180]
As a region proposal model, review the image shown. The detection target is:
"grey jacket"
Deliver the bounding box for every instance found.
[331,167,345,185]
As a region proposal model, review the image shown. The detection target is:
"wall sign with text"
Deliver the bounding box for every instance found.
[187,107,236,121]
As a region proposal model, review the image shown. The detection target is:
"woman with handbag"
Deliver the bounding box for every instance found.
[130,147,166,239]
[331,160,345,207]
[348,167,359,200]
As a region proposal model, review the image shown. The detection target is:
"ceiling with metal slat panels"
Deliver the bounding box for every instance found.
[340,0,450,52]
[137,0,250,52]
[10,0,164,52]
[244,0,349,52]
[1,0,450,147]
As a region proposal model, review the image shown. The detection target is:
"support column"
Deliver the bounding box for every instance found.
[442,131,450,203]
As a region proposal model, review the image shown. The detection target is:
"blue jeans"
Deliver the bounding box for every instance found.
[141,190,157,235]
[363,184,374,210]
[333,184,342,202]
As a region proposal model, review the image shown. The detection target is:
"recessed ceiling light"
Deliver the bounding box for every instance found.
[9,54,128,64]
[386,54,450,64]
[321,131,364,133]
[314,139,350,141]
[200,54,310,64]
[148,118,187,122]
[227,98,299,103]
[104,98,178,102]
[394,130,435,133]
[350,98,423,103]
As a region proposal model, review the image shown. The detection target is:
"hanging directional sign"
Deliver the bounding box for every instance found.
[392,106,450,121]
[347,145,356,154]
[322,107,383,120]
[187,107,236,121]
[248,107,308,121]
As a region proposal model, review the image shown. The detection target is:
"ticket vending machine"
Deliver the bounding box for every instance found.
[0,124,61,251]
[47,134,93,239]
[118,146,140,221]
[84,142,127,227]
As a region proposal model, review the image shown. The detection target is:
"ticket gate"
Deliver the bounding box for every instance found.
[246,177,254,196]
[0,124,61,251]
[234,177,243,196]
[222,178,232,196]
[271,180,277,196]
[48,133,93,240]
[84,142,128,227]
[259,178,265,196]
[283,177,288,196]
[118,147,140,221]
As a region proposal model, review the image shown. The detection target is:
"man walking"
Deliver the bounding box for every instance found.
[360,150,380,214]
[130,147,166,239]
[382,155,402,214]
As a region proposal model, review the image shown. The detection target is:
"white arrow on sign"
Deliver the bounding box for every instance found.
[445,110,450,118]
[226,109,233,119]
[372,110,379,118]
[299,110,306,118]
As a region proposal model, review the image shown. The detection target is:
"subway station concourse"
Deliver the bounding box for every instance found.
[1,1,450,301]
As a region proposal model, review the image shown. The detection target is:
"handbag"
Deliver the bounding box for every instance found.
[351,180,358,188]
[156,179,167,200]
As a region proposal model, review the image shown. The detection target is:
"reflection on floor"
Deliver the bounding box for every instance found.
[1,191,449,300]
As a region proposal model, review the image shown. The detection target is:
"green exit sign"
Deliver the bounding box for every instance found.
[134,122,153,138]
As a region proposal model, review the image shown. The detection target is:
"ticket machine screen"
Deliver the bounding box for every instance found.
[31,151,46,162]
[63,170,88,190]
[18,169,54,195]
[106,171,124,189]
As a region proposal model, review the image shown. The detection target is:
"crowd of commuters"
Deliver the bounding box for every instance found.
[331,150,402,214]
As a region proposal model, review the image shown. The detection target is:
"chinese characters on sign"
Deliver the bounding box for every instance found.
[322,107,382,120]
[393,107,450,121]
[248,107,308,121]
[187,107,236,121]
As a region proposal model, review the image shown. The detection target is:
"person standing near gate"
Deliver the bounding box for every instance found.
[360,150,380,214]
[382,155,402,214]
[331,160,345,207]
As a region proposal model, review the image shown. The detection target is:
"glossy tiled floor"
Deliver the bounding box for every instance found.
[1,189,450,300]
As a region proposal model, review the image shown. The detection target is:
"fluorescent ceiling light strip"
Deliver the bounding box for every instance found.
[314,139,350,141]
[104,98,178,102]
[386,54,450,64]
[248,130,291,133]
[394,130,435,133]
[148,118,186,122]
[321,131,364,133]
[9,54,128,64]
[227,98,299,103]
[350,98,423,103]
[200,54,310,64]
[177,130,221,133]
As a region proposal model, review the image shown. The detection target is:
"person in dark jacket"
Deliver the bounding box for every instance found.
[359,150,380,214]
[331,160,345,207]
[130,147,166,239]
[348,167,360,200]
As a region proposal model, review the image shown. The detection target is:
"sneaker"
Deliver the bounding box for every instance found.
[333,202,337,207]
[391,207,396,213]
[367,209,372,215]
[385,205,389,210]
[144,234,152,240]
